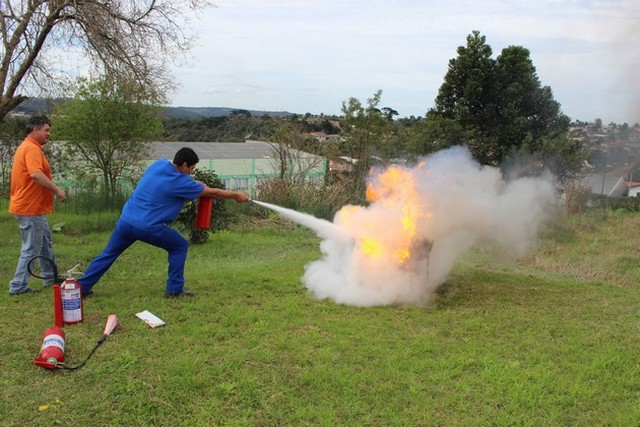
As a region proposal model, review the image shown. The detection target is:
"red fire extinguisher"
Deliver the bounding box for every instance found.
[33,326,65,369]
[27,256,84,326]
[196,196,213,229]
[60,278,83,325]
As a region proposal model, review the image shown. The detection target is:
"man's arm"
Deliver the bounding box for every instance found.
[31,171,66,201]
[200,186,250,203]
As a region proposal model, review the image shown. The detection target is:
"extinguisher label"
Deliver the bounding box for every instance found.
[61,288,82,323]
[42,334,65,351]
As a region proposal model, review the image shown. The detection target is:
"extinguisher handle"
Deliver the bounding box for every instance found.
[66,263,84,278]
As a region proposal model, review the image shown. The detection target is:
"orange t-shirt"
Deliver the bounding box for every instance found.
[8,138,55,215]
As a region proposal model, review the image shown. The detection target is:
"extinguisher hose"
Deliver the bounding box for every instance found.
[27,255,61,281]
[57,336,107,371]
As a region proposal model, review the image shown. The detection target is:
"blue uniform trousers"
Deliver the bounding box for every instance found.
[78,219,189,295]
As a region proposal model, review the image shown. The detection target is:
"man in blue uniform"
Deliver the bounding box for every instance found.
[78,147,250,298]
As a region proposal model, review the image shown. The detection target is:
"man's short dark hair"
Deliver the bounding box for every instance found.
[26,115,51,135]
[173,147,199,167]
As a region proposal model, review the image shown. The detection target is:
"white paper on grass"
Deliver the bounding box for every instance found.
[135,310,166,328]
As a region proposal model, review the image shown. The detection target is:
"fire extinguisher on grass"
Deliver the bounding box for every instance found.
[28,256,117,371]
[60,276,83,325]
[27,255,84,326]
[33,326,65,369]
[36,259,84,327]
[33,315,118,371]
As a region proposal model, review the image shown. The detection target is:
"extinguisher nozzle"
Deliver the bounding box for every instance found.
[103,314,118,336]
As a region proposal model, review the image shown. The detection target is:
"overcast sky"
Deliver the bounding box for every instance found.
[169,0,639,124]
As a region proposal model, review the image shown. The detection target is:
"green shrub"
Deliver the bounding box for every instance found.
[590,194,640,212]
[175,168,231,244]
[253,178,355,220]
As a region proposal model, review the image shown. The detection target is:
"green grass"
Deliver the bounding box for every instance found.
[2,207,640,425]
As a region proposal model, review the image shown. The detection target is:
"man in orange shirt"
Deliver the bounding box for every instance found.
[8,115,66,295]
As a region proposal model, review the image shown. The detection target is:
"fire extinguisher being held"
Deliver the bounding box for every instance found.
[196,196,213,229]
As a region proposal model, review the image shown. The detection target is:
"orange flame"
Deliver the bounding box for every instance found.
[358,165,426,265]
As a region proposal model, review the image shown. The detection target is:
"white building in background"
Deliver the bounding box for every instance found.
[147,140,327,196]
[36,140,326,196]
[627,182,640,197]
[584,173,627,197]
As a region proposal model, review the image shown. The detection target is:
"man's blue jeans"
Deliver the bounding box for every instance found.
[9,215,56,294]
[78,219,189,295]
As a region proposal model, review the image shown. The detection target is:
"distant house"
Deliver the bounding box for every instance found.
[628,182,640,197]
[147,140,327,195]
[328,156,357,174]
[306,131,342,143]
[583,173,627,197]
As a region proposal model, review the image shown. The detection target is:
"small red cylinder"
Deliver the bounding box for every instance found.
[196,196,213,229]
[34,326,65,369]
[53,284,63,328]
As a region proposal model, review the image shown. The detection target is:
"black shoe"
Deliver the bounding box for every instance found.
[164,289,194,298]
[9,287,41,296]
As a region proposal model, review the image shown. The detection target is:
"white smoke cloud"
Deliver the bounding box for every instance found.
[302,146,559,306]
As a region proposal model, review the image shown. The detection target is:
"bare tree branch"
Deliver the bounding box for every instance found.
[0,0,214,120]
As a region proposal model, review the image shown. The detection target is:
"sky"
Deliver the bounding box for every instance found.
[169,0,640,124]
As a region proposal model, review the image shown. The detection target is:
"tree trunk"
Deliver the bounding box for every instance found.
[0,95,28,122]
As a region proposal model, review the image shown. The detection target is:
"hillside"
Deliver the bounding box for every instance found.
[12,98,294,119]
[164,106,293,119]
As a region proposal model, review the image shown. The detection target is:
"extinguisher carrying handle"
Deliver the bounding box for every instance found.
[65,263,84,278]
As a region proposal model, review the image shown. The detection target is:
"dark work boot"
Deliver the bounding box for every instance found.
[164,289,194,298]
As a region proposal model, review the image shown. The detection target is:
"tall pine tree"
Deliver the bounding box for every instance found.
[412,31,582,179]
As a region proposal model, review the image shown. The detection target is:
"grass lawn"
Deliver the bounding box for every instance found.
[1,207,640,426]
